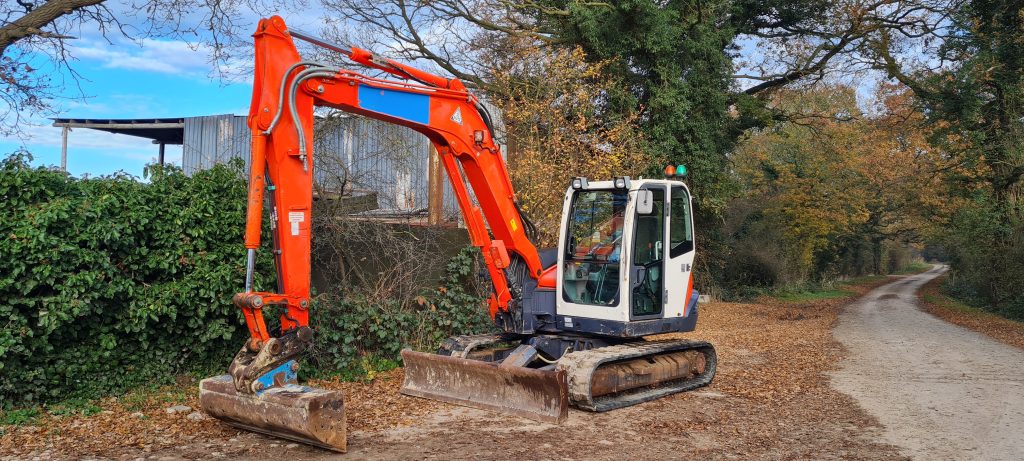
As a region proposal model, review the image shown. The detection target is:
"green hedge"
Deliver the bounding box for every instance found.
[0,155,268,406]
[0,154,494,407]
[940,200,1024,321]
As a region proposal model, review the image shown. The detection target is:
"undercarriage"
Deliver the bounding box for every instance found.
[400,333,717,422]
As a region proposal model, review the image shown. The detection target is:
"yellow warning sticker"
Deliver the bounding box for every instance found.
[510,218,518,232]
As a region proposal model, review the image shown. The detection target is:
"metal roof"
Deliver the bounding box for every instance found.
[51,117,186,144]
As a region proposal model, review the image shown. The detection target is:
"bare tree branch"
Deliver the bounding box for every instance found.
[0,0,102,57]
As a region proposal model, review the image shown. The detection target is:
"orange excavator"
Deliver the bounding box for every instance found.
[199,16,716,452]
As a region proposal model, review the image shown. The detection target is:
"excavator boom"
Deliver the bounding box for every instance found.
[199,16,566,450]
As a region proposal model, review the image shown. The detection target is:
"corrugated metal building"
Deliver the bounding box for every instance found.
[55,104,506,224]
[181,113,485,221]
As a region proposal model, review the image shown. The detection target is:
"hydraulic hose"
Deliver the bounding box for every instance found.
[287,67,343,171]
[264,60,327,135]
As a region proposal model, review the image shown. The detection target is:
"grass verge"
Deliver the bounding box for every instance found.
[770,275,893,303]
[918,274,1024,350]
[894,261,932,275]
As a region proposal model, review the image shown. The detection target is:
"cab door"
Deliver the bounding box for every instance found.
[664,184,696,318]
[629,185,666,320]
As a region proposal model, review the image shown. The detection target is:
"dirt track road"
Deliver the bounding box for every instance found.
[832,266,1024,460]
[48,290,906,461]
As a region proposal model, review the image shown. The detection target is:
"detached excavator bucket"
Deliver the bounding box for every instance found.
[399,350,568,423]
[199,375,346,452]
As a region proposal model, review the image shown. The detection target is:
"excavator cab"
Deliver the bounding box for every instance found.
[556,178,699,329]
[402,177,714,420]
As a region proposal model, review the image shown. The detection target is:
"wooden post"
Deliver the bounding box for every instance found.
[60,126,69,171]
[158,143,166,165]
[505,130,517,163]
[427,143,444,225]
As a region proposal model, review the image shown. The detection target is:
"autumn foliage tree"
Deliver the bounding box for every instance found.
[729,85,943,287]
[490,46,651,246]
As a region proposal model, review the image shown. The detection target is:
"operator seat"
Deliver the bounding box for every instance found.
[538,247,559,270]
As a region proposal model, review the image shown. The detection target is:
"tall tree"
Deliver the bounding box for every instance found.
[491,46,650,245]
[874,0,1023,205]
[552,0,745,214]
[871,0,1024,316]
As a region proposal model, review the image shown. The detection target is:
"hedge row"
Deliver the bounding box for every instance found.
[0,156,269,406]
[0,154,493,407]
[940,200,1024,321]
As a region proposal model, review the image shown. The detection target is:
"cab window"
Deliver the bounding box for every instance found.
[670,186,694,257]
[562,190,627,306]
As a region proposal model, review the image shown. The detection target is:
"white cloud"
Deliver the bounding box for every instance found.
[74,38,213,76]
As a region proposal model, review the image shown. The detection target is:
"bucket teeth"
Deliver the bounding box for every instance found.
[399,349,568,423]
[199,375,346,452]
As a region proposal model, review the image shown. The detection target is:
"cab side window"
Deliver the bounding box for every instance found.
[633,188,665,266]
[670,186,694,257]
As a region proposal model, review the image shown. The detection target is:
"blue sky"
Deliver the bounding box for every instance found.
[0,6,326,178]
[0,40,254,178]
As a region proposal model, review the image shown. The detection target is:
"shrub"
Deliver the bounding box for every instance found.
[306,246,494,377]
[0,155,270,406]
[940,201,1024,320]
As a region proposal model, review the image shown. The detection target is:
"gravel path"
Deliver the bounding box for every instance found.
[831,266,1024,461]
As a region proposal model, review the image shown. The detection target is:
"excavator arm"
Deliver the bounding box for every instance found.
[229,15,543,389]
[201,17,551,451]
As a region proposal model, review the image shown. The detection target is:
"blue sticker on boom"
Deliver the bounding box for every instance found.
[357,85,430,125]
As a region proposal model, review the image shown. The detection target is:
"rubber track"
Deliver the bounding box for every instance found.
[556,339,718,412]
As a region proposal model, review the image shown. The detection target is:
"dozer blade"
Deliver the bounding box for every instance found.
[399,350,568,424]
[199,375,346,452]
